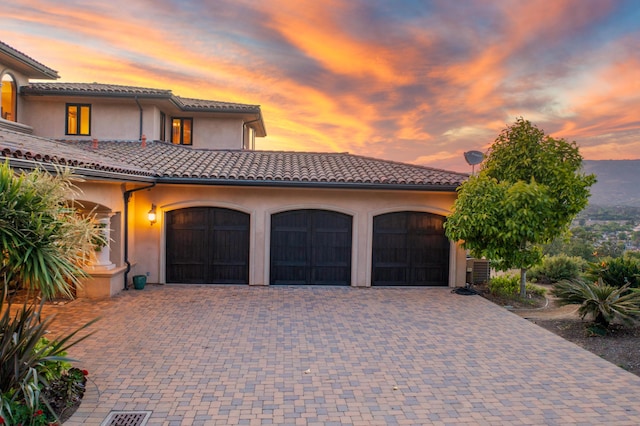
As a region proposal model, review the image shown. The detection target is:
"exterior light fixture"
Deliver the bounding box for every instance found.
[148,204,157,225]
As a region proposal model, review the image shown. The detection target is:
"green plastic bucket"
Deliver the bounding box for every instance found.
[133,275,146,290]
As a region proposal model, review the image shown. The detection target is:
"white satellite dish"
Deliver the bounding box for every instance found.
[464,150,484,174]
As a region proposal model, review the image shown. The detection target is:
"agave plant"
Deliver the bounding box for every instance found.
[552,278,640,327]
[0,284,97,422]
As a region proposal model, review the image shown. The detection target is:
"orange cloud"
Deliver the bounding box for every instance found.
[259,0,414,86]
[1,0,637,173]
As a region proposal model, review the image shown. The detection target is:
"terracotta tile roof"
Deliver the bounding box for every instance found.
[0,128,152,177]
[0,129,466,189]
[174,96,261,113]
[21,82,172,97]
[22,83,262,112]
[67,140,468,189]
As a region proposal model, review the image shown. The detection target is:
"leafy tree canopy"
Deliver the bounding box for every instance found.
[445,118,596,295]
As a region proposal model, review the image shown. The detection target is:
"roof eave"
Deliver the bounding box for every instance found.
[0,46,59,80]
[178,106,261,114]
[170,97,267,136]
[252,110,267,137]
[155,176,459,191]
[20,89,172,99]
[4,158,156,183]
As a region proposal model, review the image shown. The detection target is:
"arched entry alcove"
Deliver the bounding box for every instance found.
[72,200,121,270]
[68,200,126,299]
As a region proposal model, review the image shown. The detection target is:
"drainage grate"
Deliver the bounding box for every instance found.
[101,411,152,426]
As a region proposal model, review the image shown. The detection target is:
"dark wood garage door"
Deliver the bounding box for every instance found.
[166,207,249,284]
[270,209,352,285]
[372,211,449,286]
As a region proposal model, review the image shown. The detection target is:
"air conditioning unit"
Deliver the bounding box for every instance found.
[466,258,490,285]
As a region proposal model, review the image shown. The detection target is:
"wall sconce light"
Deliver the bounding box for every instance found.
[148,204,157,225]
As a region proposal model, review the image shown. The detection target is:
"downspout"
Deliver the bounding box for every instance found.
[134,96,143,140]
[243,119,260,150]
[123,182,156,290]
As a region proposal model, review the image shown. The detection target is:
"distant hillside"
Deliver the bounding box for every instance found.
[583,160,640,207]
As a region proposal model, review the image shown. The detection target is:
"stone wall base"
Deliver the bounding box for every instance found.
[78,265,127,299]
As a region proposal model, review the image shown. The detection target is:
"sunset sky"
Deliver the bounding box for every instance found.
[2,0,639,172]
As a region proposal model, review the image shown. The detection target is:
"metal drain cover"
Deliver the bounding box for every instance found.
[101,411,152,426]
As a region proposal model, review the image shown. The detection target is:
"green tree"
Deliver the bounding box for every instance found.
[445,118,596,297]
[595,240,625,259]
[545,227,598,261]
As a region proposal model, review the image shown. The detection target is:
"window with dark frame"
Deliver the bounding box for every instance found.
[171,117,193,145]
[66,103,91,135]
[160,112,166,141]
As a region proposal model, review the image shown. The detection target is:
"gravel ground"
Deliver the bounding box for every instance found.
[507,295,640,377]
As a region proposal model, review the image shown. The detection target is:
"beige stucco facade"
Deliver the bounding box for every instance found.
[2,40,467,299]
[21,96,256,150]
[22,97,145,140]
[74,180,466,294]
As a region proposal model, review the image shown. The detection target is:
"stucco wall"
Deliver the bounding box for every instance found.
[19,98,60,135]
[92,103,141,139]
[22,97,247,149]
[22,98,144,140]
[192,117,244,149]
[144,105,162,141]
[125,184,466,288]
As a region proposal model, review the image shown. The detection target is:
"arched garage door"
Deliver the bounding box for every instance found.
[166,207,249,284]
[270,209,352,285]
[372,211,449,286]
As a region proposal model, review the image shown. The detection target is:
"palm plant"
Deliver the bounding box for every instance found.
[552,278,640,327]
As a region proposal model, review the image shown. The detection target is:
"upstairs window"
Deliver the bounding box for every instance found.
[160,112,166,141]
[66,104,91,135]
[1,74,17,122]
[172,117,192,145]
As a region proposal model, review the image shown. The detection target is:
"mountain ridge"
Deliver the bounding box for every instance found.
[582,159,640,207]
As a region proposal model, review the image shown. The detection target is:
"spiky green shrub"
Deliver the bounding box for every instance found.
[0,285,96,423]
[0,161,100,422]
[585,257,640,289]
[33,338,72,383]
[552,279,640,327]
[529,254,586,283]
[0,160,101,300]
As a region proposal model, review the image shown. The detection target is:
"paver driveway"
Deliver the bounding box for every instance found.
[46,285,640,425]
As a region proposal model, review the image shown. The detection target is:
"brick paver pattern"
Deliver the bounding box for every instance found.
[46,285,640,425]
